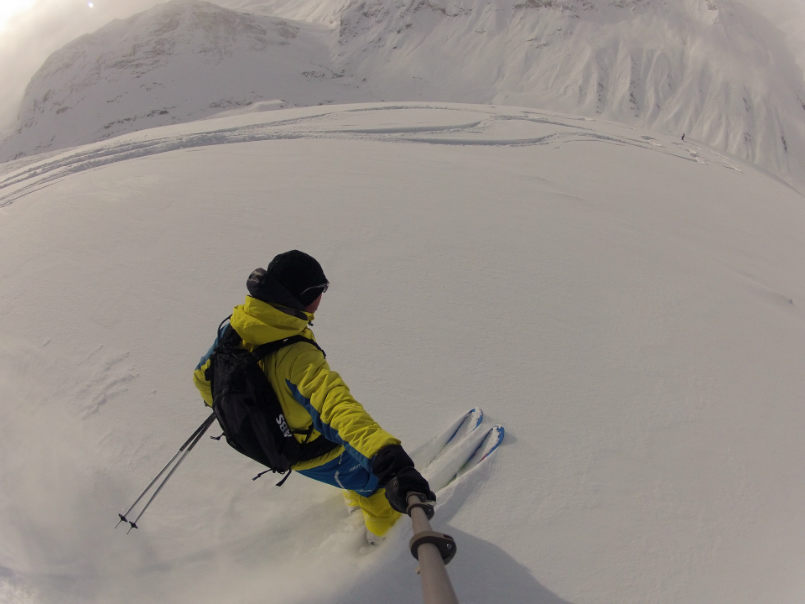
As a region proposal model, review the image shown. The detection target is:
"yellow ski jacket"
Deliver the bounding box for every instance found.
[193,296,400,471]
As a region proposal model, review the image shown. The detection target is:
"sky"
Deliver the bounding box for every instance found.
[0,0,804,134]
[1,101,804,604]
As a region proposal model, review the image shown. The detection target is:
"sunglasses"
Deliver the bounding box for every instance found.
[299,283,329,297]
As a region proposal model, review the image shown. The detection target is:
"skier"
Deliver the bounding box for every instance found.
[193,250,435,543]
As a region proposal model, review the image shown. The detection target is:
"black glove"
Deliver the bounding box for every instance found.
[385,467,436,513]
[372,444,436,514]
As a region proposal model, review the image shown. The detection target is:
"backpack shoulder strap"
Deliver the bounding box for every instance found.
[253,335,325,360]
[215,315,240,349]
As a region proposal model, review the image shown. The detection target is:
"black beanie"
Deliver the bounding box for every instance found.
[255,250,328,308]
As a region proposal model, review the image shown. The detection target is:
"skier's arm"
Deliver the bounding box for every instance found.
[282,344,400,470]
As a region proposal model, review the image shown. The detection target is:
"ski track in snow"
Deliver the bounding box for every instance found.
[0,103,739,208]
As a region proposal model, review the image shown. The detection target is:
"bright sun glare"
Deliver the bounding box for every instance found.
[0,0,36,32]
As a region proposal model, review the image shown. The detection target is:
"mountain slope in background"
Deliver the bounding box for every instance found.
[1,0,803,191]
[0,0,363,159]
[332,0,805,187]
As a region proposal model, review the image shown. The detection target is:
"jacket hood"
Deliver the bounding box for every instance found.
[229,296,315,345]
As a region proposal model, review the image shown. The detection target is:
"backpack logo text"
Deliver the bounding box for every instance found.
[276,415,292,438]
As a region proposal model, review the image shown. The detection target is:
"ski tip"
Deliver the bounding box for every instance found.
[487,424,504,442]
[468,407,484,424]
[478,424,505,462]
[444,408,484,444]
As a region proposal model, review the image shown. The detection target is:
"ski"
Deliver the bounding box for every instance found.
[408,407,504,494]
[424,422,504,492]
[411,407,484,468]
[452,423,504,480]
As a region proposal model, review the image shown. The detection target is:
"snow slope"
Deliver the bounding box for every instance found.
[332,0,805,189]
[1,102,804,603]
[0,1,362,161]
[2,0,804,192]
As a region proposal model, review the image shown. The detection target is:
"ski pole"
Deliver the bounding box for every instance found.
[116,415,210,528]
[407,493,459,604]
[117,412,216,532]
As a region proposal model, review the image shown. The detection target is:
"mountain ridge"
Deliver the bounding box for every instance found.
[1,0,358,159]
[2,0,803,191]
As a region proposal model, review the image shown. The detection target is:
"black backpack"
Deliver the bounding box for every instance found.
[206,318,338,484]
